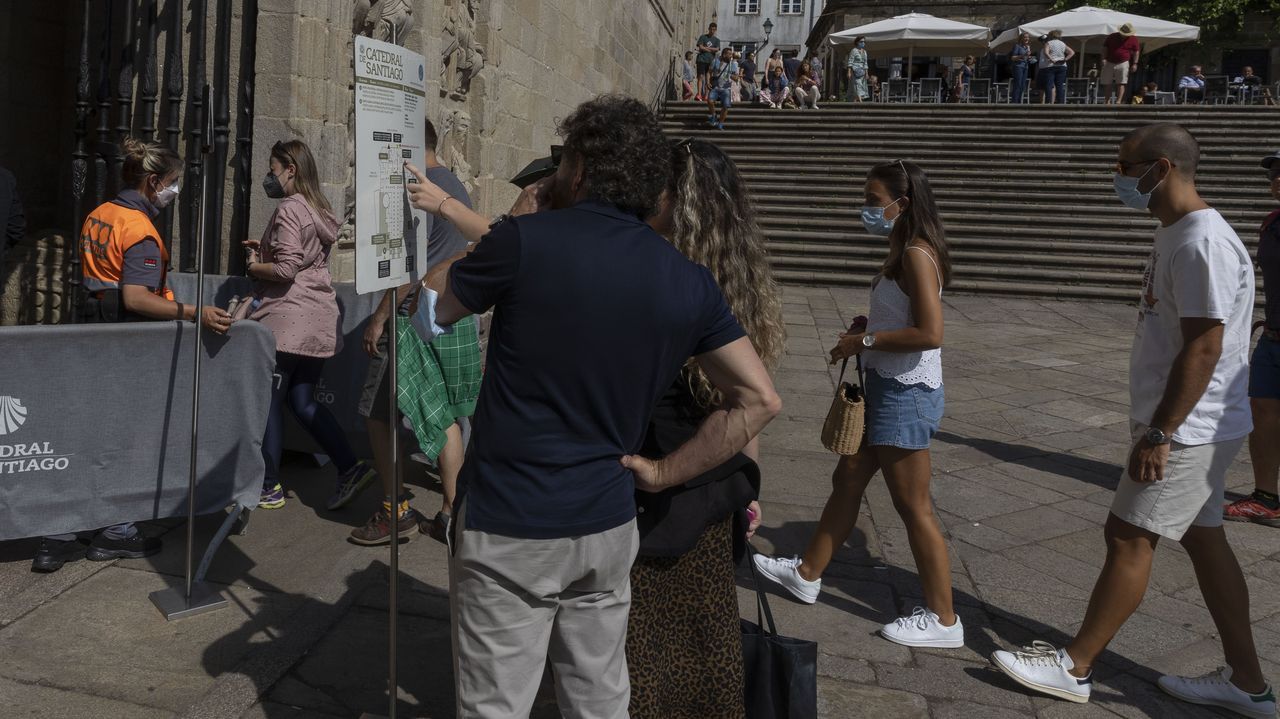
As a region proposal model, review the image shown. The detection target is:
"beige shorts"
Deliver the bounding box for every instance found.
[1103,60,1130,85]
[1110,422,1246,540]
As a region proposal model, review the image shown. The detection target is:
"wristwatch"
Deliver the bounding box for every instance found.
[1144,426,1170,445]
[861,333,877,349]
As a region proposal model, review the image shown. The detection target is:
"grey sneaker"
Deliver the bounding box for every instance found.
[327,460,377,510]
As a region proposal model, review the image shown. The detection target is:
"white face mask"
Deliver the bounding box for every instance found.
[1113,162,1164,211]
[154,181,181,209]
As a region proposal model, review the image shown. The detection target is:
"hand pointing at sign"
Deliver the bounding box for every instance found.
[404,162,454,216]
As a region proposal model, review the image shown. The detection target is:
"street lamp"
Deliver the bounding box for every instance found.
[761,17,773,54]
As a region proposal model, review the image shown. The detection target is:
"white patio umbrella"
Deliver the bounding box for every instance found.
[989,6,1199,75]
[828,13,992,81]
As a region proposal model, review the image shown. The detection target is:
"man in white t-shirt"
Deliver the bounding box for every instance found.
[991,123,1275,717]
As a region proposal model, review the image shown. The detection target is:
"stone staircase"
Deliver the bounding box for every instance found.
[659,102,1280,301]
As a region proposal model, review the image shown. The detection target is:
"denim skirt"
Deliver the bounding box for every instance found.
[865,372,944,450]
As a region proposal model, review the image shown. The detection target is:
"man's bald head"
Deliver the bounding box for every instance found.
[1121,122,1200,178]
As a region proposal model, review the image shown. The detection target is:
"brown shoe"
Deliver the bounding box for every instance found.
[350,506,421,546]
[420,511,450,545]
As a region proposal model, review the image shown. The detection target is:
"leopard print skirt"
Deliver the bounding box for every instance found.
[627,516,744,719]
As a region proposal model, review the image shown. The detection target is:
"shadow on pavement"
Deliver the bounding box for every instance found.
[935,431,1122,491]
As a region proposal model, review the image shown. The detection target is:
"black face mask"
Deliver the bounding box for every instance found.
[262,171,287,199]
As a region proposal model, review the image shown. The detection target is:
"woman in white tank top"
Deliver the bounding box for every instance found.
[754,160,964,649]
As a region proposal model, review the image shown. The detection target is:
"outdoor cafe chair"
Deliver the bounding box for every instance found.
[992,81,1011,104]
[883,78,911,103]
[1065,78,1092,104]
[1204,75,1234,104]
[967,78,991,103]
[917,77,942,103]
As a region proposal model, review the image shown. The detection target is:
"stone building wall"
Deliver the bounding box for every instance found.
[0,0,715,322]
[254,0,716,282]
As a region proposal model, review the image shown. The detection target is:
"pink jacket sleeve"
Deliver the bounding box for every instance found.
[266,200,318,282]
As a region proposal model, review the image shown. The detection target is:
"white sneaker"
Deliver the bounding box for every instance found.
[1158,667,1277,719]
[752,554,820,604]
[880,607,965,648]
[990,641,1092,703]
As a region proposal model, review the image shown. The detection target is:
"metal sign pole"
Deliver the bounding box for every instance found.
[387,287,400,719]
[150,82,228,621]
[360,290,401,719]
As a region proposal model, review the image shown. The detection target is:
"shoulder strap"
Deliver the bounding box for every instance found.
[746,546,779,635]
[906,245,943,296]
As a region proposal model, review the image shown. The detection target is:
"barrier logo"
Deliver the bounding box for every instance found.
[0,396,27,435]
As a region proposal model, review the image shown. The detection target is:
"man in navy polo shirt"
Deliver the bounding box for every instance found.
[418,94,782,718]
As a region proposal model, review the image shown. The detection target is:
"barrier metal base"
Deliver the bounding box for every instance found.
[149,581,228,621]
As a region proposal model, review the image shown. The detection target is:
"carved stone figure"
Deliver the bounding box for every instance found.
[439,109,475,193]
[440,0,485,100]
[353,0,414,43]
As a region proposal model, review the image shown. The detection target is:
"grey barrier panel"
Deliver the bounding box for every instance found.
[169,273,383,459]
[0,320,275,541]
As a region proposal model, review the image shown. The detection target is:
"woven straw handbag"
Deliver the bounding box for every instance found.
[821,355,865,455]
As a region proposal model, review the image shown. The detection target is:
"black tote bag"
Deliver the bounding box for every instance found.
[742,549,818,719]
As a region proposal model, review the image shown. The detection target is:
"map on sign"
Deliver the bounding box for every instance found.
[370,132,407,262]
[353,36,430,294]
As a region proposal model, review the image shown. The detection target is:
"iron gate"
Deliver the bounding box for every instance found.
[68,0,258,321]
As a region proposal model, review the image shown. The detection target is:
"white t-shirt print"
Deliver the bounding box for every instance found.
[1130,208,1254,445]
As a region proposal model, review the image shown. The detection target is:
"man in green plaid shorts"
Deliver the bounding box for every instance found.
[330,120,481,545]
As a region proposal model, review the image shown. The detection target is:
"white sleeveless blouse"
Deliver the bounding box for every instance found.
[862,248,944,389]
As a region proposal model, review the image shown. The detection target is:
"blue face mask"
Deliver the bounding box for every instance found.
[861,198,902,236]
[1113,162,1164,210]
[857,41,866,49]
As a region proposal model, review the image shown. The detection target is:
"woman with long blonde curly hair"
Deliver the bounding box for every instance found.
[626,137,785,719]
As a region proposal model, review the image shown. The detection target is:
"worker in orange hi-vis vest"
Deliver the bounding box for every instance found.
[77,137,230,329]
[30,138,235,575]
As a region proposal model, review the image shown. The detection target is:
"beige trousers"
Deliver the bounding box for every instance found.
[449,499,640,718]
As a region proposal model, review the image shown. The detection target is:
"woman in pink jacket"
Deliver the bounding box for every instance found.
[244,140,374,510]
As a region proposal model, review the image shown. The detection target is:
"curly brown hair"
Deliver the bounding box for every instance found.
[556,95,672,219]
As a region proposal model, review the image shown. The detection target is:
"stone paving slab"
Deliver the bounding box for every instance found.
[2,289,1279,718]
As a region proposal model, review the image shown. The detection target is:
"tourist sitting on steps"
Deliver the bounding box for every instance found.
[792,60,821,109]
[759,65,791,109]
[1223,150,1280,528]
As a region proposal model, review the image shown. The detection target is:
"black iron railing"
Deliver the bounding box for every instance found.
[650,55,677,116]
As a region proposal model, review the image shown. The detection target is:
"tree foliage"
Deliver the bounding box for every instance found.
[1052,0,1280,35]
